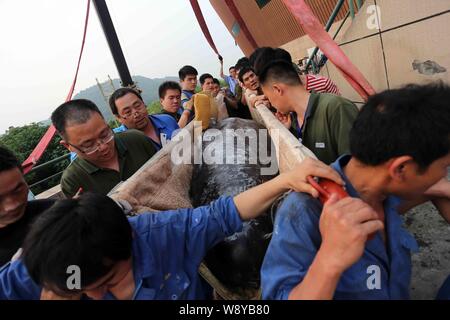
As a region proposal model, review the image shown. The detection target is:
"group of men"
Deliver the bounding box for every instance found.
[0,46,449,300]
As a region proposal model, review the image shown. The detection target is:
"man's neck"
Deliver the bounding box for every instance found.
[289,87,311,122]
[91,149,119,172]
[343,158,388,219]
[141,118,160,143]
[109,258,135,300]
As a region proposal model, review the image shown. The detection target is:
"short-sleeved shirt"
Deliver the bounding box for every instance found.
[261,155,419,300]
[181,90,196,122]
[61,130,157,198]
[0,199,56,267]
[305,74,341,95]
[0,196,243,300]
[114,114,179,150]
[181,90,195,105]
[161,109,182,122]
[223,75,238,96]
[290,92,358,164]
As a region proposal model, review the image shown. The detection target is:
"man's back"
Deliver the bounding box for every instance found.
[291,93,358,164]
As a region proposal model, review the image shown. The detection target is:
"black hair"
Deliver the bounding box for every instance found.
[51,99,104,138]
[228,66,235,72]
[158,81,182,99]
[251,47,293,76]
[234,57,251,72]
[0,145,21,173]
[213,78,220,86]
[238,66,256,83]
[350,82,450,170]
[22,192,132,294]
[109,87,144,115]
[178,65,198,81]
[258,60,301,86]
[199,73,214,86]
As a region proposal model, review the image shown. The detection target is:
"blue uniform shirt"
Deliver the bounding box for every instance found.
[223,75,238,96]
[114,114,179,151]
[0,196,243,300]
[261,155,419,300]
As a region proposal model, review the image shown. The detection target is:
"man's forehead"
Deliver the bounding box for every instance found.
[116,93,141,109]
[0,168,25,195]
[244,71,255,78]
[65,114,108,142]
[166,89,181,96]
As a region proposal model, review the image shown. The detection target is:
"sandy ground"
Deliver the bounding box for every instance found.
[406,170,450,299]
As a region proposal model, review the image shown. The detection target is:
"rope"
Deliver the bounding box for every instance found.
[22,0,91,174]
[282,0,376,101]
[189,0,221,59]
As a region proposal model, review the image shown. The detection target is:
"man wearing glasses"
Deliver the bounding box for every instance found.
[109,88,179,151]
[51,99,157,198]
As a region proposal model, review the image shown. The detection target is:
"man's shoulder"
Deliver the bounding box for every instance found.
[181,90,194,100]
[26,199,56,216]
[277,192,323,223]
[116,129,148,141]
[0,259,41,300]
[60,159,87,195]
[113,124,127,133]
[316,93,356,109]
[315,93,358,118]
[62,158,84,176]
[150,114,179,127]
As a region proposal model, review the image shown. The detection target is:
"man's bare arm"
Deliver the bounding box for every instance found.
[233,158,344,221]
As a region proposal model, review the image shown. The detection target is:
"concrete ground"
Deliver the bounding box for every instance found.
[406,170,450,299]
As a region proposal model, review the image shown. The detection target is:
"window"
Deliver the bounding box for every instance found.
[255,0,271,9]
[231,21,240,37]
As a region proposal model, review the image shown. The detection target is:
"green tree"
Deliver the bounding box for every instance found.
[0,123,69,195]
[108,119,120,129]
[147,100,163,114]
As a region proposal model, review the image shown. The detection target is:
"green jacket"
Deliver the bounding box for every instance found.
[290,93,359,164]
[61,129,157,198]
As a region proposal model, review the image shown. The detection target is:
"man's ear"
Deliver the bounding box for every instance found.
[272,83,283,96]
[115,114,124,124]
[59,140,72,152]
[387,156,415,181]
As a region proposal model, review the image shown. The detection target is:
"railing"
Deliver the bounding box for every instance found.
[25,153,70,192]
[305,0,364,74]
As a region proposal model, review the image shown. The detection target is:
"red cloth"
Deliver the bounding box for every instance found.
[189,0,221,57]
[282,0,376,100]
[21,0,91,174]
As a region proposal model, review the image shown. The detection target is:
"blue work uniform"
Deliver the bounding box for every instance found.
[261,155,419,300]
[114,114,179,151]
[0,196,243,300]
